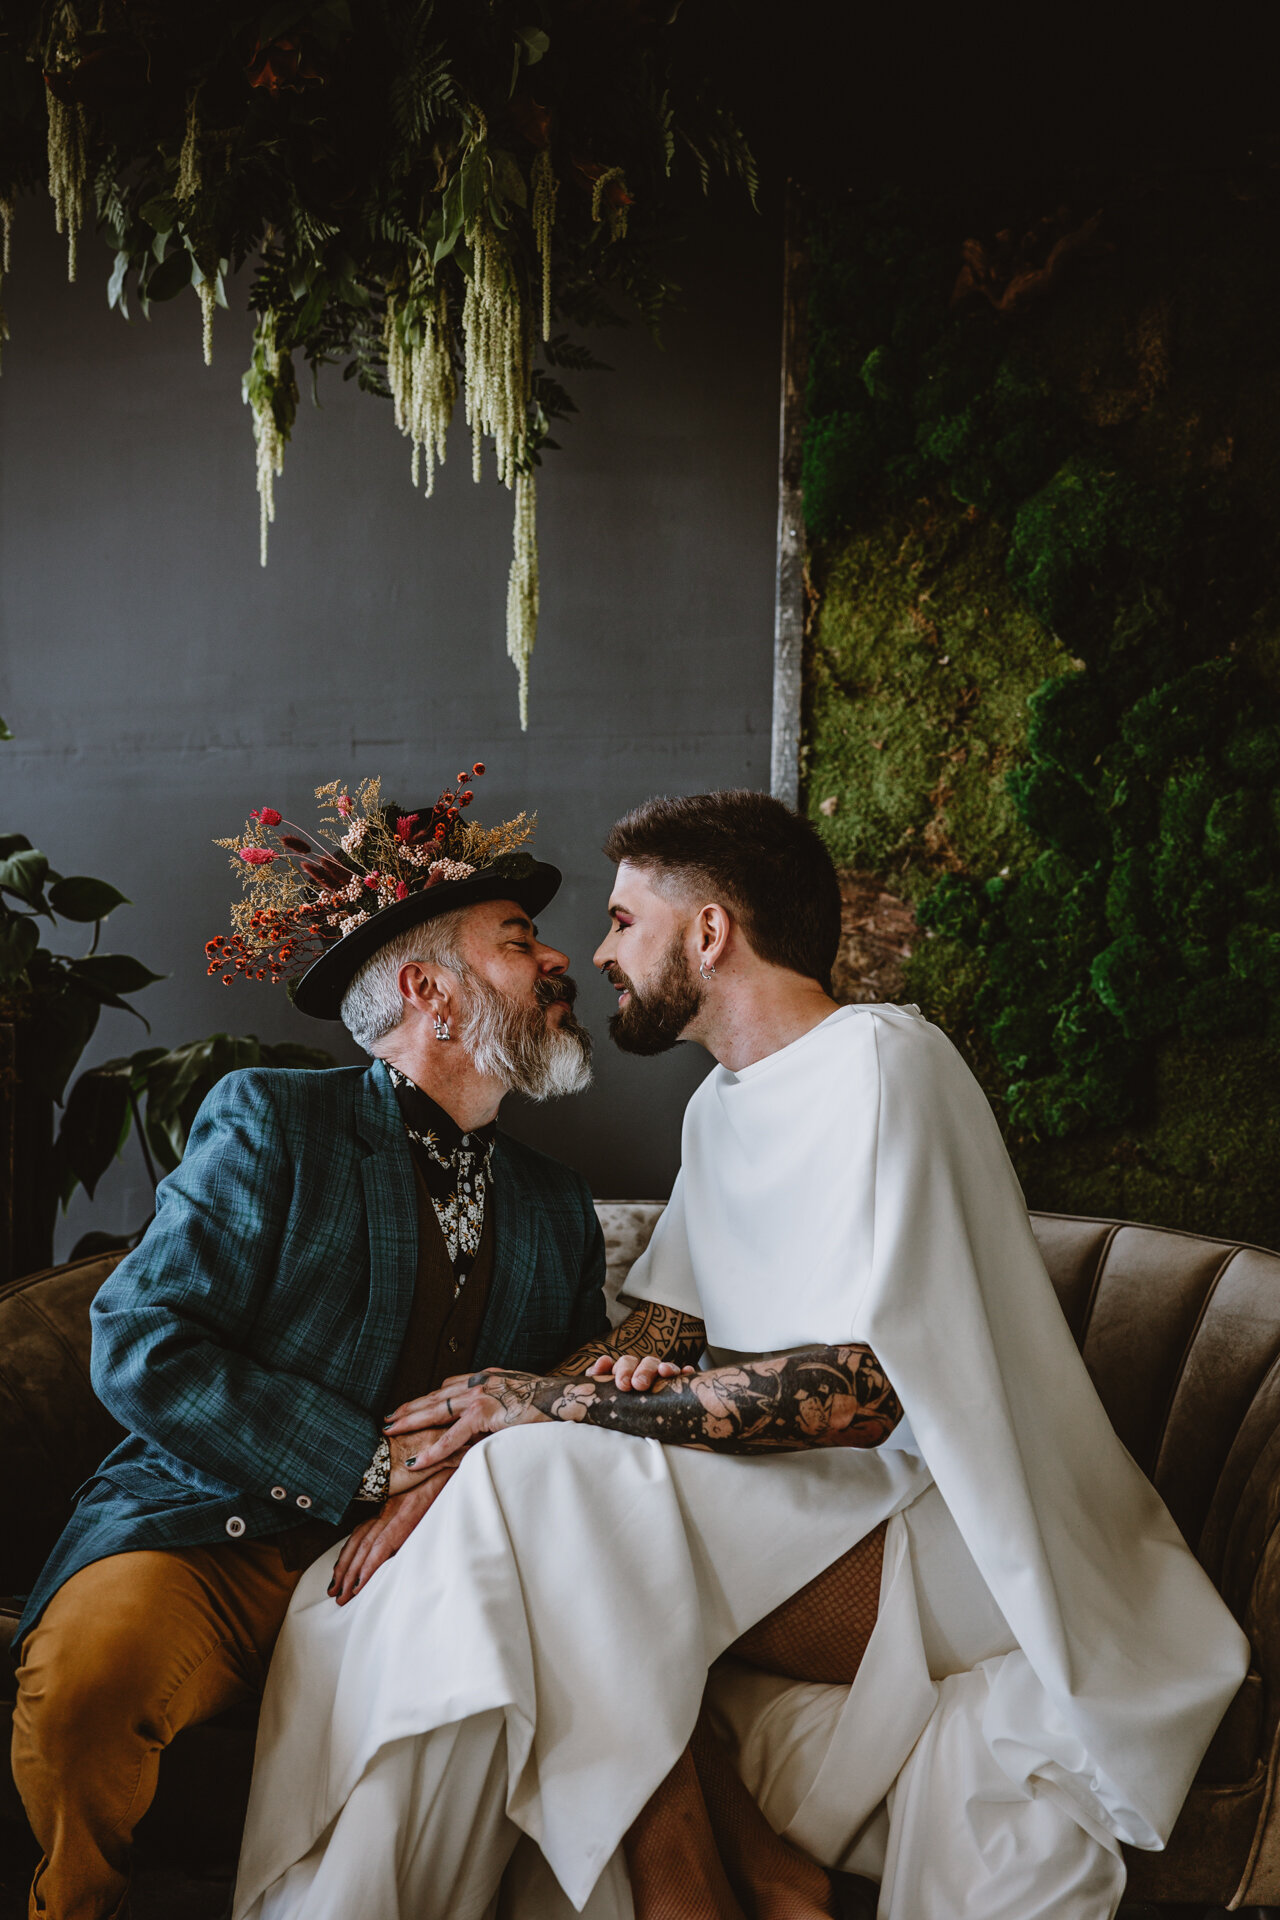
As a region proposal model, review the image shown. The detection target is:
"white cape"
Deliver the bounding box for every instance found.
[623,1003,1248,1859]
[234,1003,1246,1920]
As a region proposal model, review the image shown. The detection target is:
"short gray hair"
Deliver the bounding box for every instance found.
[339,909,469,1053]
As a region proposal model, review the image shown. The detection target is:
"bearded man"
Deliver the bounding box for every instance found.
[231,790,1247,1920]
[10,775,630,1920]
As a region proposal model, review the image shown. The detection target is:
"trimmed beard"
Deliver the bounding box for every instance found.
[459,969,594,1100]
[607,934,704,1056]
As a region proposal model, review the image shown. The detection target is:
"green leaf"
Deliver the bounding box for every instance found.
[491,151,528,209]
[140,195,181,234]
[0,715,11,740]
[517,26,550,63]
[0,833,32,858]
[68,953,165,997]
[22,991,101,1106]
[0,848,50,911]
[0,916,39,985]
[49,876,131,923]
[56,1064,134,1199]
[143,1033,263,1166]
[146,247,196,302]
[107,250,130,315]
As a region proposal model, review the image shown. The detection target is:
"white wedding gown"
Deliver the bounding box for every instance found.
[234,1005,1248,1920]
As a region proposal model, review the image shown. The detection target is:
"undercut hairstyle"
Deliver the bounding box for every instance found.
[603,790,842,989]
[340,910,468,1053]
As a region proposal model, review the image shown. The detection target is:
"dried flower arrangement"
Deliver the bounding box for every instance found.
[206,761,537,988]
[0,1,756,725]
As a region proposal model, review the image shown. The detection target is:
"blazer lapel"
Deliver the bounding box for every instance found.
[348,1061,419,1403]
[477,1137,540,1370]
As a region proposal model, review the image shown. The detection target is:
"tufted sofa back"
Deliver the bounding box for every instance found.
[1032,1213,1280,1617]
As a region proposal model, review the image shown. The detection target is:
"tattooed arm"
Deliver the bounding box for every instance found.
[384,1343,902,1472]
[553,1300,707,1378]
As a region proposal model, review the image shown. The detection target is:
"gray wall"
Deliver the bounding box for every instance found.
[0,204,781,1257]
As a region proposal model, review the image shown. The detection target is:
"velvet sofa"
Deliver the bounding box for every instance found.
[2,1208,1280,1910]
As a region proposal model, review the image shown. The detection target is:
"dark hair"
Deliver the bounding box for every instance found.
[603,790,842,989]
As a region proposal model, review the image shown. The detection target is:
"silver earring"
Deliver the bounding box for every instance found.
[433,1015,452,1041]
[699,961,716,980]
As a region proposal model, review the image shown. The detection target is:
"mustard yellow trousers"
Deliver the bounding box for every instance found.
[11,1542,304,1920]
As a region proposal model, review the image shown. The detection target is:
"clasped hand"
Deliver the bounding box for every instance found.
[383,1350,698,1476]
[331,1352,695,1606]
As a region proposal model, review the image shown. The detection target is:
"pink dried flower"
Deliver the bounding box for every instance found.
[395,880,409,901]
[395,814,419,842]
[336,793,354,817]
[239,847,276,866]
[254,807,283,826]
[363,872,381,890]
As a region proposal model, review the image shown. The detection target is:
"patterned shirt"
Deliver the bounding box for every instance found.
[354,1067,499,1508]
[386,1064,497,1298]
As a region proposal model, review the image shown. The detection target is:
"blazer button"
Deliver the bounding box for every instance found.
[295,1494,312,1510]
[226,1516,246,1538]
[270,1486,287,1501]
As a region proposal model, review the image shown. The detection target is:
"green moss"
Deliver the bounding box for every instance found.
[802,180,1280,1246]
[806,503,1073,891]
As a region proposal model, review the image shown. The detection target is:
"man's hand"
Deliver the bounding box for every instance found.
[382,1367,554,1474]
[586,1351,697,1391]
[388,1430,447,1496]
[329,1464,458,1604]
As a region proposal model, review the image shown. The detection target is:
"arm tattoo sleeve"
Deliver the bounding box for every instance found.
[555,1301,707,1377]
[531,1344,902,1452]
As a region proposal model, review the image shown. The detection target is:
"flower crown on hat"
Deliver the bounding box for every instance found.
[206,764,536,989]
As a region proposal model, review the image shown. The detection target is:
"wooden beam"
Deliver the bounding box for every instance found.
[770,186,808,810]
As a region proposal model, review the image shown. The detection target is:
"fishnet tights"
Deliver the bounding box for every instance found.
[624,1523,886,1920]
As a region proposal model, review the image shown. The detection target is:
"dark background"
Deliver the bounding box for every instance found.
[2,3,1276,1258]
[0,198,780,1254]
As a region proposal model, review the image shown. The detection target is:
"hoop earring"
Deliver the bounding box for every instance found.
[433,1015,452,1041]
[699,961,716,981]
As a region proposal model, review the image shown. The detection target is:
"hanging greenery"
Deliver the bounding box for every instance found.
[0,0,755,722]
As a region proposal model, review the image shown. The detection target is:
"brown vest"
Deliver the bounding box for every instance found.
[384,1164,496,1412]
[271,1167,495,1570]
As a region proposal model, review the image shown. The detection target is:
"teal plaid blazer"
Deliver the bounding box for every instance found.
[19,1060,607,1635]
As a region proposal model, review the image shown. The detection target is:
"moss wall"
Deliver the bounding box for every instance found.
[802,178,1280,1247]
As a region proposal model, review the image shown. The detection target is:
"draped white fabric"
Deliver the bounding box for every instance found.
[235,1002,1247,1920]
[622,1004,1249,1876]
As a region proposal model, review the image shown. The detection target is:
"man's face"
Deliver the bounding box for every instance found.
[452,899,593,1098]
[593,862,704,1056]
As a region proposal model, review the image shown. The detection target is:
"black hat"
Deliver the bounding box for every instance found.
[291,850,561,1019]
[207,765,560,1022]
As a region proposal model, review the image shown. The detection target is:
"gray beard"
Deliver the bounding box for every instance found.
[459,972,594,1101]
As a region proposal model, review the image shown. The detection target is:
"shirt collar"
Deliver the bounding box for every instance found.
[385,1063,497,1156]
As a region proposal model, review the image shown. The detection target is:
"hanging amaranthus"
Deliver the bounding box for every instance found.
[385,279,456,495]
[45,86,86,281]
[506,472,538,732]
[242,311,297,567]
[0,197,12,373]
[198,279,215,366]
[1,6,757,724]
[461,211,530,488]
[590,165,630,241]
[531,150,558,342]
[176,92,202,200]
